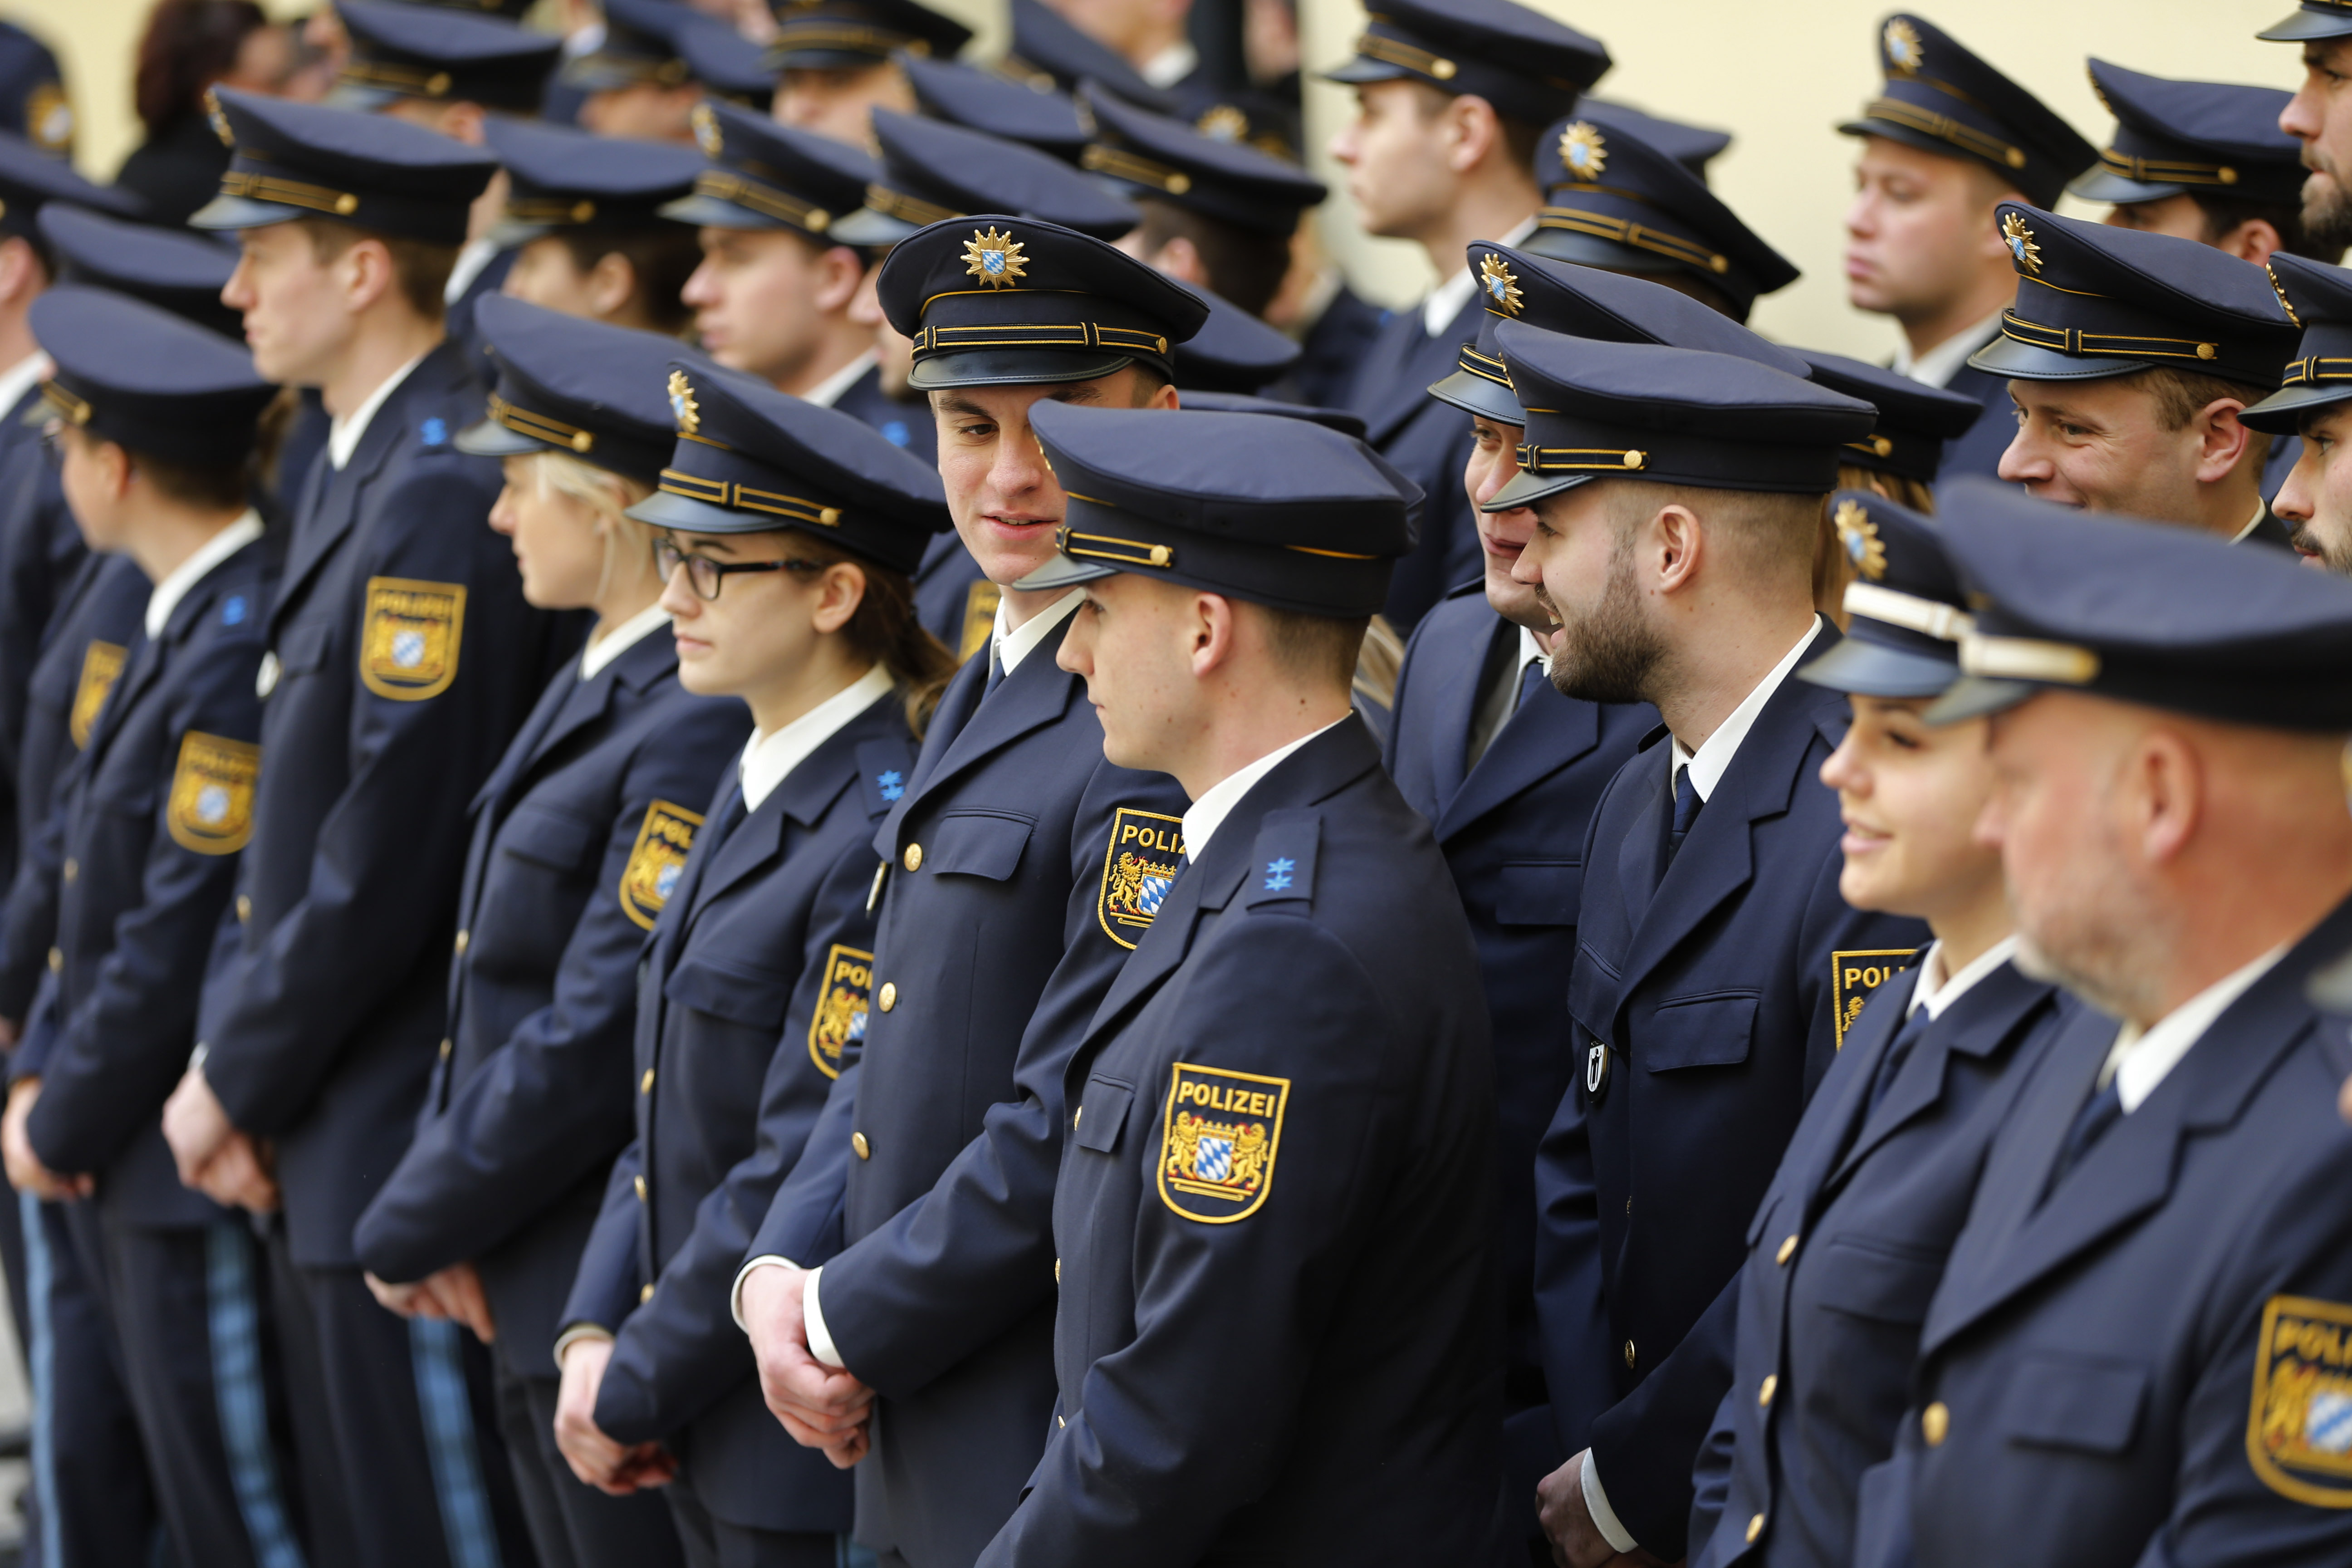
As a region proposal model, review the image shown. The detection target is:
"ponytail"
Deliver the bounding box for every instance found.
[778,535,960,738]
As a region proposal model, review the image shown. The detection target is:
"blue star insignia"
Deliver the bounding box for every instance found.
[1263,856,1295,892]
[420,417,447,446]
[876,769,905,801]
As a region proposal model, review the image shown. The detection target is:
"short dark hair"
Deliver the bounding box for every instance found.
[2189,191,2346,265]
[296,218,456,323]
[1136,198,1290,318]
[554,223,701,335]
[2132,366,2274,471]
[1258,605,1367,691]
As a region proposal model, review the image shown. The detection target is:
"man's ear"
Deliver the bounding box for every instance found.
[814,244,866,314]
[337,236,398,315]
[1442,92,1505,176]
[1190,590,1237,676]
[584,250,640,319]
[1147,235,1209,290]
[0,235,43,308]
[2193,399,2255,484]
[1650,502,1705,595]
[2214,217,2284,265]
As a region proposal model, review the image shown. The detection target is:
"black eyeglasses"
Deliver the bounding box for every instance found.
[652,534,823,601]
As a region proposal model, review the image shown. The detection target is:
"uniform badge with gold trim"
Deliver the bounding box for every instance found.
[964,225,1028,289]
[2002,211,2042,276]
[1832,948,1919,1048]
[958,579,1002,661]
[1098,806,1184,949]
[1480,253,1523,316]
[27,83,70,154]
[619,799,702,930]
[360,578,465,701]
[2250,1294,2352,1506]
[808,944,873,1078]
[166,731,260,855]
[1558,121,1607,181]
[69,640,126,750]
[1158,1062,1288,1223]
[691,101,723,157]
[1834,500,1887,582]
[1884,17,1924,74]
[668,368,700,433]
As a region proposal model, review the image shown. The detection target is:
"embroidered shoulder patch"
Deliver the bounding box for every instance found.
[1098,806,1184,949]
[166,731,260,855]
[619,799,701,929]
[1242,809,1321,911]
[69,639,127,749]
[360,578,466,701]
[1833,948,1919,1049]
[1158,1062,1288,1224]
[2250,1294,2352,1507]
[808,944,873,1079]
[959,579,1001,661]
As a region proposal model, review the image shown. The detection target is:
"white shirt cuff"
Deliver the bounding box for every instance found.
[730,1254,797,1331]
[803,1265,843,1370]
[1581,1447,1639,1555]
[551,1323,613,1372]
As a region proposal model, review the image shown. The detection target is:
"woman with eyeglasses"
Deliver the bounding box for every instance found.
[547,358,955,1568]
[350,297,749,1568]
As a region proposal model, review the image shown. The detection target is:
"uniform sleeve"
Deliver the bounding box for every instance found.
[594,828,879,1443]
[559,1140,647,1352]
[29,634,264,1176]
[978,925,1410,1568]
[1586,1272,1742,1556]
[0,785,70,1025]
[743,1053,857,1271]
[353,701,747,1284]
[202,460,540,1134]
[1688,1377,1741,1558]
[1532,1083,1615,1460]
[810,760,1192,1398]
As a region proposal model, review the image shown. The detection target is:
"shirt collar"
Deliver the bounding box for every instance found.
[2099,941,2290,1114]
[580,602,671,680]
[444,237,500,306]
[2232,506,2268,545]
[991,586,1084,676]
[800,349,878,411]
[738,662,893,811]
[145,511,264,639]
[1518,624,1548,671]
[328,349,431,470]
[1907,934,2022,1020]
[1891,308,2004,390]
[1669,617,1825,803]
[1423,215,1539,337]
[1140,40,1199,88]
[0,351,50,421]
[1180,716,1348,862]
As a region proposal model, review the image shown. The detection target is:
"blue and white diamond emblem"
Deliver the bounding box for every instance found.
[655,862,682,900]
[392,630,426,669]
[1135,872,1172,917]
[1194,1135,1235,1183]
[197,785,230,825]
[2309,1391,2352,1455]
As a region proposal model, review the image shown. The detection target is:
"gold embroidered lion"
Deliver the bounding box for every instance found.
[1165,1111,1270,1193]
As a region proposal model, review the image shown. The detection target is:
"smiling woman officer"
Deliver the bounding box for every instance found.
[350,296,752,1568]
[549,358,953,1568]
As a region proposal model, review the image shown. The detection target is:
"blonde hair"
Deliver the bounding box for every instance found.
[533,450,661,605]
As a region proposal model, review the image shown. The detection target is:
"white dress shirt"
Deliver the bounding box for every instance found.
[1667,618,1827,803]
[443,237,500,307]
[799,350,878,411]
[0,351,51,423]
[1139,40,1199,88]
[1179,717,1347,863]
[992,586,1084,675]
[738,664,893,812]
[579,603,672,681]
[328,350,430,471]
[1422,216,1541,336]
[145,511,265,638]
[1891,309,2004,391]
[2100,942,2288,1114]
[1907,934,2022,1021]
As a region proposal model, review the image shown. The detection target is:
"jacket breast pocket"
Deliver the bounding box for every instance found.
[497,804,600,873]
[1494,859,1583,926]
[276,619,333,679]
[1074,1076,1133,1154]
[1997,1352,2149,1456]
[1643,991,1759,1072]
[925,810,1035,882]
[664,955,795,1033]
[1810,1235,1944,1325]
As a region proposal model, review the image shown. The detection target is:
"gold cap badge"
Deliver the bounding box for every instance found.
[2001,211,2041,276]
[1834,500,1887,581]
[691,102,722,158]
[963,225,1028,289]
[1479,253,1523,316]
[1884,18,1924,75]
[668,370,699,433]
[1558,121,1607,182]
[205,87,234,147]
[2269,263,2304,328]
[1194,103,1247,143]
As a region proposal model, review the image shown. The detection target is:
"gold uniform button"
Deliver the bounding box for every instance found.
[46,947,60,974]
[438,1038,452,1061]
[1624,1340,1637,1368]
[903,843,922,872]
[878,982,897,1012]
[1056,1415,1065,1429]
[61,858,76,883]
[454,929,470,954]
[1054,1258,1060,1283]
[1746,1513,1766,1545]
[852,1131,871,1160]
[1776,1234,1800,1266]
[1072,1107,1082,1129]
[1922,1401,1950,1447]
[1759,1374,1777,1408]
[633,1174,647,1202]
[640,1283,655,1303]
[235,895,251,924]
[641,1068,655,1094]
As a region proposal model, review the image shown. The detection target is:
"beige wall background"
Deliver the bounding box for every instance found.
[18,0,2312,358]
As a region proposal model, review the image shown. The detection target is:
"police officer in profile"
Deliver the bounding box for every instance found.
[485,118,706,337]
[1491,329,1928,1567]
[1685,492,2070,1568]
[765,0,974,148]
[554,360,952,1568]
[0,287,302,1568]
[2272,0,2352,251]
[1850,482,2352,1568]
[350,299,752,1568]
[2248,252,2352,573]
[1972,203,2299,546]
[163,88,561,1568]
[968,400,1498,1565]
[733,218,1201,1568]
[1840,14,2096,482]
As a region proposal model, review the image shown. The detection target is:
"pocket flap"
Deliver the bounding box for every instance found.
[664,955,794,1030]
[1566,941,1619,1042]
[1494,859,1583,927]
[1998,1353,2148,1455]
[926,811,1034,882]
[1643,992,1759,1072]
[1074,1076,1133,1153]
[1811,1235,1944,1325]
[277,620,332,676]
[498,804,600,872]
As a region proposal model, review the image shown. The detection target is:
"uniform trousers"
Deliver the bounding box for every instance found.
[666,1480,864,1568]
[495,1367,684,1568]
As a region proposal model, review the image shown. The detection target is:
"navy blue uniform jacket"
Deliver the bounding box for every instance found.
[1385,586,1651,1457]
[1536,624,1929,1556]
[1853,898,2352,1568]
[748,614,1190,1568]
[1688,957,2068,1568]
[564,689,913,1534]
[1931,360,2014,485]
[0,385,93,892]
[200,339,573,1267]
[26,539,269,1229]
[978,717,1499,1567]
[1341,294,1480,632]
[352,625,749,1378]
[1278,282,1385,413]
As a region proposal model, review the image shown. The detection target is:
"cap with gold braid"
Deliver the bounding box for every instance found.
[1077,84,1326,239]
[0,129,140,243]
[328,0,559,115]
[1797,490,1973,699]
[2258,0,2352,43]
[1838,13,2095,209]
[36,205,238,339]
[627,359,950,573]
[485,118,705,247]
[190,87,497,245]
[2244,254,2352,435]
[1793,351,1980,486]
[764,0,972,74]
[830,108,1139,248]
[658,99,875,237]
[564,0,772,107]
[901,54,1089,164]
[2068,61,2303,208]
[1321,0,1610,129]
[454,296,690,486]
[29,287,275,470]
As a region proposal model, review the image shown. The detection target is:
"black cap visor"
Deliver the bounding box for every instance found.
[2258,8,2352,42]
[656,192,795,232]
[187,194,309,233]
[323,81,404,112]
[829,206,922,246]
[1011,553,1113,593]
[2066,167,2188,205]
[2244,379,2352,434]
[1427,365,1524,425]
[907,347,1139,391]
[627,487,789,537]
[1798,634,1958,700]
[1485,466,1599,510]
[1519,227,1681,275]
[1923,674,2042,725]
[453,418,545,459]
[1840,118,1999,175]
[1320,56,1412,88]
[1967,333,2152,382]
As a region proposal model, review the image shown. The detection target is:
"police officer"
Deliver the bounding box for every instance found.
[1972,202,2298,546]
[1685,491,2071,1568]
[485,118,705,336]
[1322,0,1611,631]
[351,299,753,1568]
[554,360,951,1568]
[0,20,69,155]
[733,218,1202,1568]
[2247,252,2352,572]
[2271,0,2352,259]
[1841,14,2096,482]
[3,286,303,1568]
[1490,329,1929,1566]
[1848,481,2352,1568]
[766,0,974,147]
[563,0,773,142]
[166,88,560,1568]
[969,400,1495,1565]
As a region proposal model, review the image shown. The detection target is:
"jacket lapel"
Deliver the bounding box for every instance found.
[1354,297,1478,447]
[1438,676,1603,843]
[690,699,874,918]
[1424,612,1504,818]
[1827,964,2047,1192]
[893,616,1077,822]
[1786,970,1921,1213]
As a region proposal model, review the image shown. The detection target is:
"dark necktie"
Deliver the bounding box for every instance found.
[984,647,1008,701]
[1862,1004,1935,1121]
[2041,1077,2125,1203]
[1666,765,1703,866]
[1514,657,1548,717]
